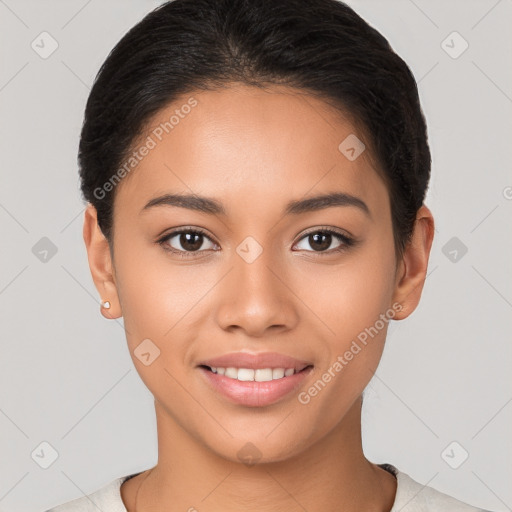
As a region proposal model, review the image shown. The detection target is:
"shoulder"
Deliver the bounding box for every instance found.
[43,466,496,512]
[43,473,138,512]
[388,465,493,512]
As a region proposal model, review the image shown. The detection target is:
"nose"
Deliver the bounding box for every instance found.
[215,247,299,337]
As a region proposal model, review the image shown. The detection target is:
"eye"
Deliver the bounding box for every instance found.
[294,228,355,254]
[157,227,218,257]
[157,226,355,258]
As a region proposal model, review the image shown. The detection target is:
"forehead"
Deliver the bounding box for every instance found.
[114,84,388,218]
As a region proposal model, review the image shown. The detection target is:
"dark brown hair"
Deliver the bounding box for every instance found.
[78,0,431,258]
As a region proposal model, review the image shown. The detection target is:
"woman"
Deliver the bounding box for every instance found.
[46,0,494,510]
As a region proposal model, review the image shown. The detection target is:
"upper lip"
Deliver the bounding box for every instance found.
[197,352,313,372]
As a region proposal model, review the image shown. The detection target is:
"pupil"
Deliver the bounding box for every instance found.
[310,232,331,251]
[181,233,202,251]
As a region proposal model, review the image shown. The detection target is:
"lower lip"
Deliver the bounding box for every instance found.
[198,366,314,407]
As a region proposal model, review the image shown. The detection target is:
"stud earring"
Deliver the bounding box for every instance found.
[101,300,111,309]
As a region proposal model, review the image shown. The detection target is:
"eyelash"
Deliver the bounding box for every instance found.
[156,226,356,259]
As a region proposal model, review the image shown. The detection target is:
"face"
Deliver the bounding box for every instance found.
[85,83,430,463]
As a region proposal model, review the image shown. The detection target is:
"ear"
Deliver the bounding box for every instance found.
[391,205,435,320]
[82,203,122,319]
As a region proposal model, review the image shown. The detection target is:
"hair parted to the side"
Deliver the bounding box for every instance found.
[78,0,431,259]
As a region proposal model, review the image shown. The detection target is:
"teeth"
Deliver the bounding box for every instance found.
[209,366,298,382]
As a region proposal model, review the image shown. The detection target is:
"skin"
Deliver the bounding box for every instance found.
[83,83,434,512]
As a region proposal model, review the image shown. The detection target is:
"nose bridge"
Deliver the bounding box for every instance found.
[236,240,279,294]
[216,235,297,335]
[233,235,284,307]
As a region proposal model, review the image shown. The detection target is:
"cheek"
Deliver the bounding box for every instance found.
[299,231,397,405]
[297,249,397,427]
[114,241,218,360]
[301,239,396,341]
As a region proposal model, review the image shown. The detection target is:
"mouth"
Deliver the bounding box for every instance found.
[197,364,315,407]
[198,364,314,382]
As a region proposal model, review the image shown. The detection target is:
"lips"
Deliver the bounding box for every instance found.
[197,351,313,372]
[198,364,314,407]
[196,351,314,407]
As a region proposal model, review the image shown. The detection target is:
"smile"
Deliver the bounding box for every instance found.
[203,365,311,382]
[198,364,314,407]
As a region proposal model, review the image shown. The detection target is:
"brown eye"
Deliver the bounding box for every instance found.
[294,229,354,253]
[158,228,217,255]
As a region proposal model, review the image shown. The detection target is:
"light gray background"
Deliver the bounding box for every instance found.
[0,1,511,511]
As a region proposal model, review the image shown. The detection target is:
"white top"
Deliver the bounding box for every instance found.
[45,464,492,512]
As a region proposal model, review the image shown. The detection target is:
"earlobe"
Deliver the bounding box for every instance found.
[391,205,435,320]
[82,203,122,319]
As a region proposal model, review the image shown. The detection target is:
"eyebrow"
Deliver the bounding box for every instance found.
[141,191,370,217]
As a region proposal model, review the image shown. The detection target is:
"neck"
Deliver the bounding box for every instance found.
[126,396,396,512]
